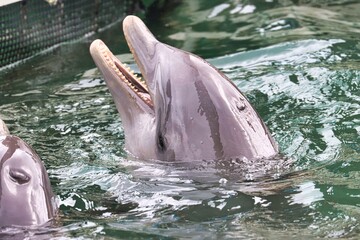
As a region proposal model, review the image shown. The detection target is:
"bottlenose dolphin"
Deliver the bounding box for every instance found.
[90,15,279,161]
[0,119,57,228]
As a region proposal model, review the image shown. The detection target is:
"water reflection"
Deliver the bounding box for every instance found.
[290,181,324,206]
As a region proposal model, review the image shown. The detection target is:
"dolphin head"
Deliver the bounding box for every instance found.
[90,15,278,161]
[0,121,57,227]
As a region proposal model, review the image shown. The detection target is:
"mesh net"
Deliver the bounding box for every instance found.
[0,0,132,67]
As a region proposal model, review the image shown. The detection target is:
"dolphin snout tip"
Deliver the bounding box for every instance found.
[123,15,149,35]
[122,15,158,48]
[90,39,109,58]
[90,39,104,52]
[123,15,141,26]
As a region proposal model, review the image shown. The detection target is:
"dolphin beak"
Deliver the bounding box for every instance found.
[122,15,160,95]
[90,37,153,109]
[90,15,163,112]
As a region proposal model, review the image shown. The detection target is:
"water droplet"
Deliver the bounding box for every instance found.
[219,178,228,185]
[245,173,253,181]
[273,173,281,179]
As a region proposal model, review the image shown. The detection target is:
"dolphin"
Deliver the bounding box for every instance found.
[90,15,279,161]
[0,119,57,228]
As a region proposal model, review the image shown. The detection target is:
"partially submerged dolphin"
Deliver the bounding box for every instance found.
[0,119,57,228]
[90,15,279,161]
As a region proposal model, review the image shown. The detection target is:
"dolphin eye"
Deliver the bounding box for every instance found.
[9,169,30,184]
[236,101,246,111]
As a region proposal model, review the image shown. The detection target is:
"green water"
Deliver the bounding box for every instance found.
[1,0,360,239]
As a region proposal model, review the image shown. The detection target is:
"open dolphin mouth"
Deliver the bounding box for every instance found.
[90,39,153,108]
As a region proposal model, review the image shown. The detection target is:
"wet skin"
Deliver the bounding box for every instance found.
[0,119,57,228]
[90,15,279,161]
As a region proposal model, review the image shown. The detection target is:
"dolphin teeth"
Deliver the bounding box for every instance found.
[103,53,151,106]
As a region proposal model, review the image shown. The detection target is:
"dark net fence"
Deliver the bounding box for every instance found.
[0,0,134,67]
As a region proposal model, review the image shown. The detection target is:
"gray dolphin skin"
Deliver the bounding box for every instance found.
[0,119,57,228]
[90,15,279,161]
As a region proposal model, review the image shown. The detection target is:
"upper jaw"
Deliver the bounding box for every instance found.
[122,15,160,96]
